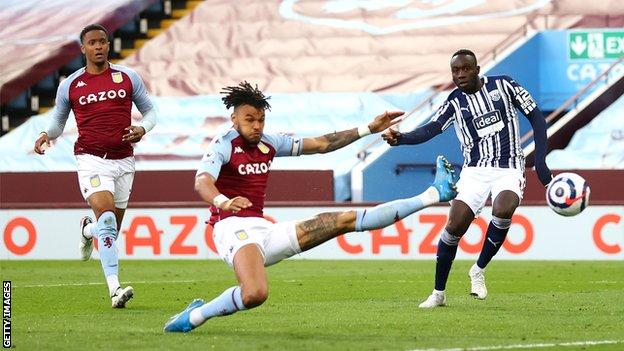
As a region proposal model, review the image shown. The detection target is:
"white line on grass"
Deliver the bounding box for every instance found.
[408,339,623,351]
[14,279,201,288]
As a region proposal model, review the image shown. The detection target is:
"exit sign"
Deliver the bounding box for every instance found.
[568,30,624,60]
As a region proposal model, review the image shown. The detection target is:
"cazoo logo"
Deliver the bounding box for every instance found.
[78,89,127,105]
[279,0,551,35]
[238,161,272,175]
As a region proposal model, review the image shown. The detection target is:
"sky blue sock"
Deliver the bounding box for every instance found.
[190,286,246,326]
[355,189,436,231]
[96,211,118,278]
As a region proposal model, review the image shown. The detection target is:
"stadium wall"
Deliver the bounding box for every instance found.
[1,206,622,260]
[0,170,334,208]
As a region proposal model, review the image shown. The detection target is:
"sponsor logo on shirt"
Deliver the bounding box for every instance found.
[472,110,504,137]
[75,81,87,88]
[78,89,127,105]
[234,146,244,154]
[238,161,272,175]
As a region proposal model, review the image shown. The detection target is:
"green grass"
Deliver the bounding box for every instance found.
[2,260,623,350]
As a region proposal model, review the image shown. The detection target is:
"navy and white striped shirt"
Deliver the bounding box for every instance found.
[432,75,537,170]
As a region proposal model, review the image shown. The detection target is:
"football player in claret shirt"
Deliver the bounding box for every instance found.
[383,49,552,307]
[33,24,158,308]
[164,81,458,333]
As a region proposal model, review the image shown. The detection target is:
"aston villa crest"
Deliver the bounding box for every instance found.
[111,72,123,83]
[257,142,269,154]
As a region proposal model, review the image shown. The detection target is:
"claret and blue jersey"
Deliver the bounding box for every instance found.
[197,129,303,224]
[432,75,538,170]
[50,63,153,159]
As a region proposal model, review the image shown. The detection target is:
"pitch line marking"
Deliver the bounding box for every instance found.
[407,339,623,351]
[14,279,202,288]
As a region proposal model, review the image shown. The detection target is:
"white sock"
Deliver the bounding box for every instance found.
[433,289,445,295]
[106,275,121,297]
[83,222,96,239]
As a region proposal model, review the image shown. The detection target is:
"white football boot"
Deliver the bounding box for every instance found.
[111,286,134,308]
[418,290,446,308]
[79,216,94,261]
[469,263,488,299]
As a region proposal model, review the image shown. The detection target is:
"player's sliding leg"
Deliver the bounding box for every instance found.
[470,191,519,299]
[88,192,133,308]
[298,155,457,251]
[419,200,473,308]
[164,245,264,332]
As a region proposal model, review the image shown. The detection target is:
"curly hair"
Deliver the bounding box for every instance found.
[220,81,271,111]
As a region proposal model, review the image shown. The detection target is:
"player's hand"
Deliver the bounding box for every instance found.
[123,126,146,143]
[367,111,404,134]
[535,160,552,187]
[34,132,50,155]
[381,128,402,146]
[220,196,252,213]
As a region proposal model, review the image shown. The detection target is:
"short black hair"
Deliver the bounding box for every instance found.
[80,24,109,44]
[452,49,477,61]
[220,81,271,111]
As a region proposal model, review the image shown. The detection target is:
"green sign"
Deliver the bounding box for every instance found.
[568,30,624,60]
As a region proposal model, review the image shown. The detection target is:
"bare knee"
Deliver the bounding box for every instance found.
[445,217,470,237]
[241,285,269,308]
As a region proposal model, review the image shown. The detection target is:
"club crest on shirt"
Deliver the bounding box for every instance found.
[111,72,123,84]
[488,89,501,101]
[89,175,101,188]
[235,230,249,241]
[257,142,269,154]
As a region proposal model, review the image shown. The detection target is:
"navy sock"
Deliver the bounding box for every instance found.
[476,216,511,269]
[434,230,460,291]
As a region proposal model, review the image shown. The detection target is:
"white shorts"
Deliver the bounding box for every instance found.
[213,216,301,268]
[76,154,135,209]
[455,166,525,216]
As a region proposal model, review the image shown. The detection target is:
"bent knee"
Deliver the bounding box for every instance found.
[445,221,469,237]
[242,287,269,308]
[492,208,515,219]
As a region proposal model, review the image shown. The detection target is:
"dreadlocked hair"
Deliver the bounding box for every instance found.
[220,81,271,111]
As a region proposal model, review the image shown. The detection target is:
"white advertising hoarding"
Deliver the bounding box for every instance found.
[1,206,622,260]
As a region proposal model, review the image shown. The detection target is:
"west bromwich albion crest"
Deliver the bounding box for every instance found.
[257,142,270,154]
[488,89,501,101]
[111,72,123,83]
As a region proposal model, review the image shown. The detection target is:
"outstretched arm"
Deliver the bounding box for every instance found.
[301,111,404,154]
[526,108,552,186]
[382,121,442,146]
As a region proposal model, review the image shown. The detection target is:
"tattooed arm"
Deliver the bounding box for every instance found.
[301,111,404,154]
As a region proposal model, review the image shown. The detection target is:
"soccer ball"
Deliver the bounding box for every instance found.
[546,173,590,216]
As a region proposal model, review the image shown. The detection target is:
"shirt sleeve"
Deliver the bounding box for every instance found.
[45,78,72,139]
[262,133,304,157]
[126,68,154,115]
[430,99,455,131]
[196,136,232,179]
[502,76,538,116]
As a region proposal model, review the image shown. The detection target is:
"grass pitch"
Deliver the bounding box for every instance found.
[2,260,623,350]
